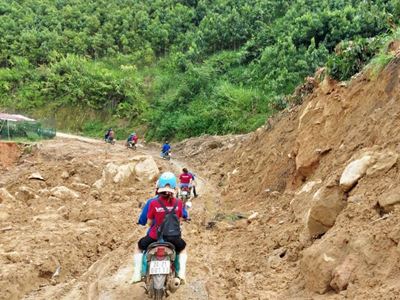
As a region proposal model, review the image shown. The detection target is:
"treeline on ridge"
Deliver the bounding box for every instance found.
[0,0,399,140]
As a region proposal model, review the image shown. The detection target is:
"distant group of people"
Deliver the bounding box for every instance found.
[104,128,138,147]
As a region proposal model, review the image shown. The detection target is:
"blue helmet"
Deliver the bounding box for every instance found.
[157,172,177,193]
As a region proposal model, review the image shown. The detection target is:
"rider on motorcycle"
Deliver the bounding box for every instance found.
[161,141,171,158]
[132,172,187,283]
[127,132,138,146]
[104,128,115,142]
[179,168,193,196]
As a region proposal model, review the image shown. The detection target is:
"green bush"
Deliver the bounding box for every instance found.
[0,0,399,140]
[327,38,383,81]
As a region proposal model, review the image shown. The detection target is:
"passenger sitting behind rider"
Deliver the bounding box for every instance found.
[179,168,193,195]
[131,172,187,284]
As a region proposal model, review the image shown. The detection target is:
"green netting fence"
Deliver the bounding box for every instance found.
[0,119,56,141]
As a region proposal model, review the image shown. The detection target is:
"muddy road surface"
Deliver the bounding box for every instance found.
[1,136,225,300]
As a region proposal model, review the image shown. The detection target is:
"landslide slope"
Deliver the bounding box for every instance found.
[176,57,400,298]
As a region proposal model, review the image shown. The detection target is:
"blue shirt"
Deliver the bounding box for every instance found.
[138,196,188,228]
[162,144,171,153]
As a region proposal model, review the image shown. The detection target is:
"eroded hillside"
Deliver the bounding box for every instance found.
[176,57,400,299]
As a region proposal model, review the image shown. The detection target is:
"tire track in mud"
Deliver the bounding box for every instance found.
[23,136,223,300]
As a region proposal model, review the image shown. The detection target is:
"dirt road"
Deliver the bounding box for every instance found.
[1,134,225,300]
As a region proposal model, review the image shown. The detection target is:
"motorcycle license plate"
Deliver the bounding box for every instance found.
[149,260,171,275]
[182,191,188,196]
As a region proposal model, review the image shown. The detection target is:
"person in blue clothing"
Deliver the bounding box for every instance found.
[161,141,171,158]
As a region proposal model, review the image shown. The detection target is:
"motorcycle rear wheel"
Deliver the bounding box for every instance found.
[154,289,164,300]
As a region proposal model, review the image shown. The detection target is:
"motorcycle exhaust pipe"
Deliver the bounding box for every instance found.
[169,278,181,293]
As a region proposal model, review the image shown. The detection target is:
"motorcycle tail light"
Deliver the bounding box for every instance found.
[156,247,165,258]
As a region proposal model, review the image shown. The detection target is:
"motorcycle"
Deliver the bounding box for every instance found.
[161,151,171,161]
[143,241,181,299]
[179,186,191,203]
[126,140,137,150]
[105,137,115,145]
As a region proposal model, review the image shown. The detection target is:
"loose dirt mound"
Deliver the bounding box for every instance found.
[0,139,219,300]
[0,142,21,169]
[176,58,400,298]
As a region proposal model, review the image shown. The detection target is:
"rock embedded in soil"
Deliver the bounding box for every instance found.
[366,150,398,176]
[51,186,80,200]
[301,239,344,294]
[378,186,400,212]
[330,255,356,292]
[0,187,15,203]
[340,155,374,191]
[28,172,45,181]
[306,186,345,237]
[16,186,38,201]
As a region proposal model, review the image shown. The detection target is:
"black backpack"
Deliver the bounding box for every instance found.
[157,199,181,239]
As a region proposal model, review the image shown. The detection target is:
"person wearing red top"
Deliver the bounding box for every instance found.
[179,168,193,197]
[141,194,185,245]
[131,172,187,284]
[179,168,193,185]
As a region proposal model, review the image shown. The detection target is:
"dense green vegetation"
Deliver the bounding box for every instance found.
[0,0,399,140]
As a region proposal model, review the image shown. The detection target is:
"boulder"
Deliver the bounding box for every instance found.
[301,248,339,294]
[93,178,105,189]
[295,150,321,179]
[301,236,346,294]
[37,189,50,199]
[366,150,398,176]
[290,180,322,223]
[72,182,91,191]
[134,156,159,182]
[378,186,400,212]
[296,180,322,195]
[340,149,398,191]
[306,186,345,237]
[93,162,136,188]
[16,186,38,201]
[330,255,356,292]
[51,186,80,200]
[0,188,15,203]
[339,155,374,191]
